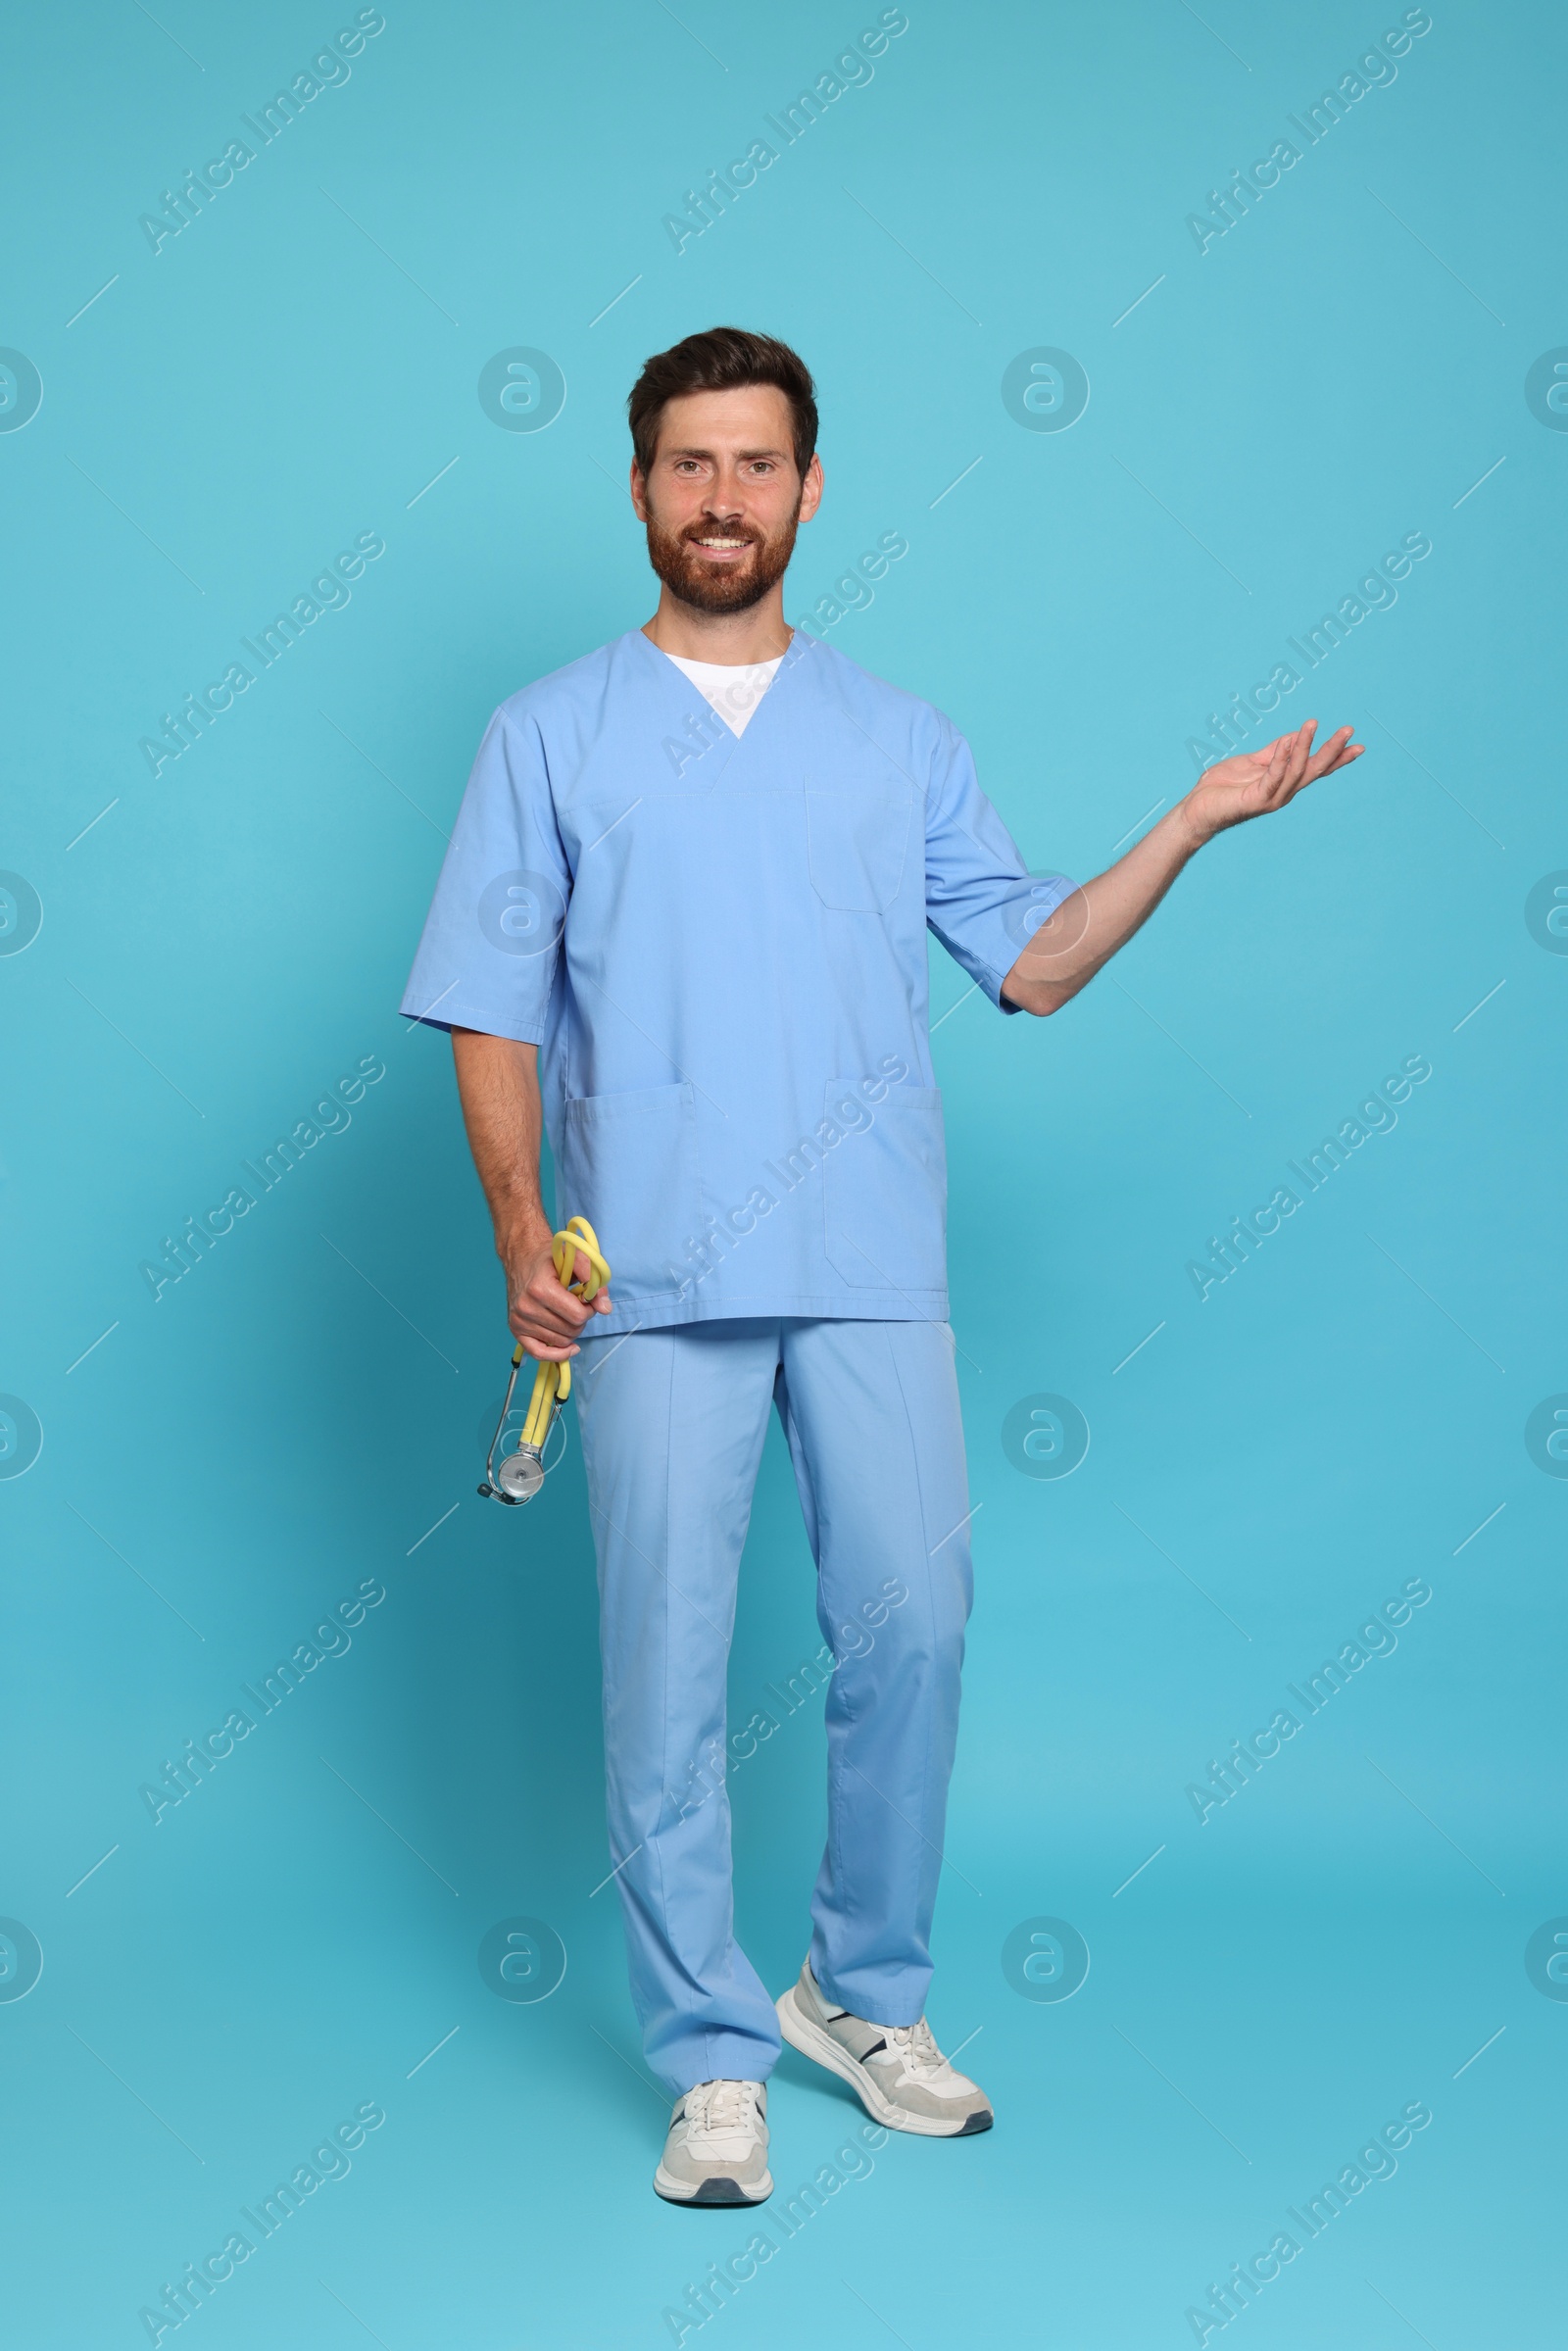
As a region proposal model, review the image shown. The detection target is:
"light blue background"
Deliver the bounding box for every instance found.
[3,3,1563,2344]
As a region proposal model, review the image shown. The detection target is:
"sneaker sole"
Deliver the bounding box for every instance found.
[775,1986,994,2138]
[654,2165,773,2206]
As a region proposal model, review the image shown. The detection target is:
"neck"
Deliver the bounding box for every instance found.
[642,588,792,666]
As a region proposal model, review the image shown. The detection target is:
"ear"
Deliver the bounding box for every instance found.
[629,460,650,521]
[799,452,824,524]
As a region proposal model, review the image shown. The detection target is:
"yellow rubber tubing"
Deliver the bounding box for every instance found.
[519,1216,611,1449]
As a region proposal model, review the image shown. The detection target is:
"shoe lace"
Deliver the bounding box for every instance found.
[883,2020,950,2080]
[685,2078,761,2137]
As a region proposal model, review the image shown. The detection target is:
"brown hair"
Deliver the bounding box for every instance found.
[627,326,817,478]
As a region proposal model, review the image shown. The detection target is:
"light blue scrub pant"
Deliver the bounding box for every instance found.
[573,1316,973,2096]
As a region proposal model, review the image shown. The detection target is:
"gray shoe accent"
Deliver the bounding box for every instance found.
[813,2005,892,2064]
[654,2079,772,2204]
[776,1962,995,2138]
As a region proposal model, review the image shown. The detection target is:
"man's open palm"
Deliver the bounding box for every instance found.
[1188,718,1363,841]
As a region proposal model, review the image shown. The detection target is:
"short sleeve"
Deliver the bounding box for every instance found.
[923,720,1068,1012]
[399,708,571,1044]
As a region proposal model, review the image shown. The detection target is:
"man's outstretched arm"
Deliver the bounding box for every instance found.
[1001,719,1363,1017]
[450,1028,612,1359]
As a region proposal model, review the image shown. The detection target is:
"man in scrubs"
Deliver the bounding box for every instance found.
[401,327,1361,2206]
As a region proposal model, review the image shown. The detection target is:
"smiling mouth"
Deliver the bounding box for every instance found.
[689,535,754,558]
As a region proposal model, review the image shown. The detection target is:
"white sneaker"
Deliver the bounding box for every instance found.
[777,1961,993,2136]
[654,2077,772,2205]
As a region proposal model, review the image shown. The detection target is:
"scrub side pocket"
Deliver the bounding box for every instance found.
[557,1082,700,1304]
[822,1079,948,1293]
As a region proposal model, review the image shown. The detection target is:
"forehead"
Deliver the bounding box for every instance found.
[649,382,797,462]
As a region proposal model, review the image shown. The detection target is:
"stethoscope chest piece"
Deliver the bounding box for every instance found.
[477,1357,568,1506]
[478,1378,563,1506]
[494,1445,546,1504]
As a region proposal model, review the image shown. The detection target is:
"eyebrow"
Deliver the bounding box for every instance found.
[662,445,788,462]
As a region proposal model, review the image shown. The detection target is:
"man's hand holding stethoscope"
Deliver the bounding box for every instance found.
[480,1215,613,1506]
[506,1215,613,1361]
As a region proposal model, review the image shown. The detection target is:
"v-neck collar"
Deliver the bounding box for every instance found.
[632,625,816,767]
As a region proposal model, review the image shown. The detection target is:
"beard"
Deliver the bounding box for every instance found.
[644,496,802,615]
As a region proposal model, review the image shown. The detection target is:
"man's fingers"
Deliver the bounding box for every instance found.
[1289,718,1318,772]
[498,1223,616,1366]
[526,1301,592,1343]
[1270,728,1361,806]
[514,1334,579,1361]
[1290,743,1318,794]
[512,1301,585,1346]
[1258,729,1304,804]
[517,1280,592,1335]
[1277,720,1341,798]
[1208,718,1361,825]
[504,1235,612,1362]
[1302,726,1358,782]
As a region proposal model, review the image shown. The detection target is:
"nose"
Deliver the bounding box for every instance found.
[703,469,749,517]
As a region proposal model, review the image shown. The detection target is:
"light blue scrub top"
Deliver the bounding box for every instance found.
[401,628,1054,1336]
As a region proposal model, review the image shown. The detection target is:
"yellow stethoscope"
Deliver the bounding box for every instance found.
[478,1218,611,1504]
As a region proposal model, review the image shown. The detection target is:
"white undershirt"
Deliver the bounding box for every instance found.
[662,650,784,737]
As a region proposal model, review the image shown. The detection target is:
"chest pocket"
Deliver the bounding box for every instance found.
[806,784,913,912]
